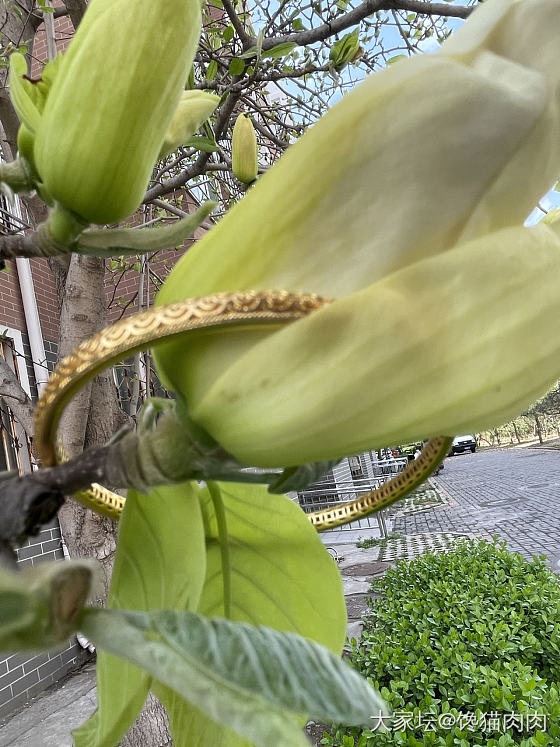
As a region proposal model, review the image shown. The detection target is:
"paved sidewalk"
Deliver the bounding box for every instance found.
[0,661,96,746]
[393,447,560,569]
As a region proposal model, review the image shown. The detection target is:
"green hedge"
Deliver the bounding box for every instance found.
[323,540,560,747]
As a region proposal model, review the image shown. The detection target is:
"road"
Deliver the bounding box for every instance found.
[393,446,560,570]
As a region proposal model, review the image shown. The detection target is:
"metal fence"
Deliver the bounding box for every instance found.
[297,456,408,537]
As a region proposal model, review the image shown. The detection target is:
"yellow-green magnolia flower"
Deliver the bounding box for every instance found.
[154,0,560,467]
[10,0,201,225]
[232,114,258,184]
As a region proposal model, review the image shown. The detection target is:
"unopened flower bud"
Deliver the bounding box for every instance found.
[232,114,258,184]
[29,0,202,225]
[159,91,220,159]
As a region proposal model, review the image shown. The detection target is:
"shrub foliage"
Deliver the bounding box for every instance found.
[324,540,560,746]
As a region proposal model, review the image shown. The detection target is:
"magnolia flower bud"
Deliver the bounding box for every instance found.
[154,0,560,467]
[159,91,220,159]
[31,0,201,224]
[232,114,258,184]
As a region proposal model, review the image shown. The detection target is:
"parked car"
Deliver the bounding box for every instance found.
[448,435,477,455]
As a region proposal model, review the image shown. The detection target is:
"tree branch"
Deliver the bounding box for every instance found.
[145,0,469,201]
[0,224,65,261]
[61,0,87,29]
[388,0,472,20]
[261,0,471,50]
[220,0,253,49]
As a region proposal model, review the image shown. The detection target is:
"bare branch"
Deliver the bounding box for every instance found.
[388,0,472,20]
[221,0,253,48]
[0,223,70,261]
[261,0,471,50]
[0,229,46,260]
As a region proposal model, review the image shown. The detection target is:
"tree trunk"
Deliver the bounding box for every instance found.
[54,256,172,743]
[534,415,543,444]
[121,693,172,747]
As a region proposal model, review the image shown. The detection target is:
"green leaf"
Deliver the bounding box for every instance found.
[207,59,218,82]
[158,691,254,747]
[329,29,360,70]
[239,42,297,61]
[81,608,387,747]
[159,482,349,744]
[238,45,259,59]
[262,42,297,59]
[185,135,220,153]
[0,561,96,651]
[73,483,206,747]
[75,201,215,257]
[387,54,407,65]
[200,483,347,646]
[229,57,246,76]
[223,25,235,43]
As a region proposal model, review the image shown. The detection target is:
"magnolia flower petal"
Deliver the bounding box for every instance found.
[9,54,41,133]
[184,224,560,466]
[232,114,259,185]
[444,0,560,243]
[154,0,560,464]
[158,65,544,305]
[155,0,560,406]
[158,0,560,311]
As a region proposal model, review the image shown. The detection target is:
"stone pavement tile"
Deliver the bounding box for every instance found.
[324,542,392,638]
[394,449,560,569]
[0,662,96,747]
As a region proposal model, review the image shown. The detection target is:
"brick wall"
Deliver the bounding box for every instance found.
[1,259,60,343]
[0,636,89,721]
[29,258,60,343]
[0,261,26,332]
[0,334,89,722]
[106,242,196,323]
[0,510,90,721]
[30,5,74,77]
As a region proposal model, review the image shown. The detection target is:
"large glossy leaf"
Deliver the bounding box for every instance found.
[73,482,206,747]
[199,482,346,645]
[156,690,255,747]
[157,482,349,745]
[81,608,387,747]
